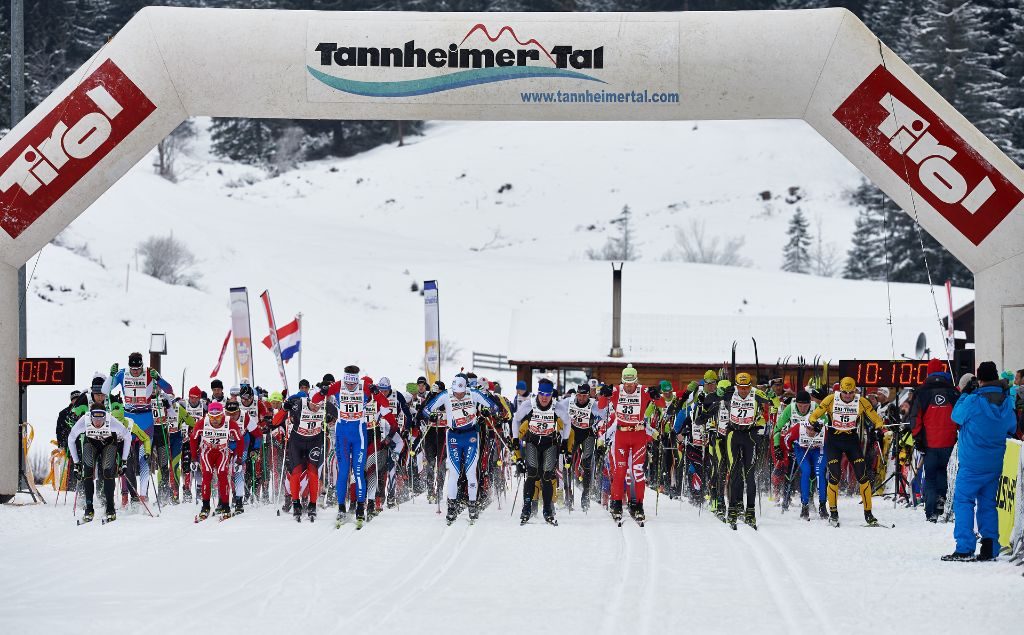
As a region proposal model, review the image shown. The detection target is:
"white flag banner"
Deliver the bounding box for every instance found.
[229,287,255,387]
[424,280,440,385]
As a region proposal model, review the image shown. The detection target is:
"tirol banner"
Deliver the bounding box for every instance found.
[997,439,1021,550]
[229,287,255,387]
[306,19,680,106]
[423,280,440,386]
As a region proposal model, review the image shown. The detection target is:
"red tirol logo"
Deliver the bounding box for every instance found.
[0,59,156,239]
[833,65,1022,246]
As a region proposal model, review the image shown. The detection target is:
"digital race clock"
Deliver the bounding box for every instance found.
[837,359,945,388]
[18,358,76,386]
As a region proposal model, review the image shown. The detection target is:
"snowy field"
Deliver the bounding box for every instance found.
[2,488,1022,634]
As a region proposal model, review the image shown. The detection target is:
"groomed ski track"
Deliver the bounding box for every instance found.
[1,491,1020,634]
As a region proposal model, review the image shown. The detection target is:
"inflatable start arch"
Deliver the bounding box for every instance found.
[1,7,1022,495]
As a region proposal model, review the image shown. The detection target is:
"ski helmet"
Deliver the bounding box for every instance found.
[239,384,254,398]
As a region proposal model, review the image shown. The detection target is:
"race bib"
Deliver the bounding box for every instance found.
[528,400,557,436]
[337,391,365,423]
[123,374,148,408]
[616,386,643,425]
[297,402,325,437]
[831,392,860,431]
[85,419,111,440]
[728,391,757,428]
[568,401,593,429]
[450,395,476,428]
[201,422,229,448]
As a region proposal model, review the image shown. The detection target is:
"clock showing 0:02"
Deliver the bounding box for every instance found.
[836,360,945,388]
[18,358,76,386]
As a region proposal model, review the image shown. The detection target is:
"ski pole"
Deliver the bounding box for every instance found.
[122,474,154,518]
[510,470,523,517]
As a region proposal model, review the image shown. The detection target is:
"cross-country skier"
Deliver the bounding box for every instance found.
[189,401,243,520]
[556,383,605,512]
[596,364,666,524]
[512,378,569,525]
[416,380,448,505]
[378,376,413,508]
[714,372,773,529]
[180,386,207,503]
[274,386,338,522]
[809,377,885,527]
[421,375,498,524]
[776,390,827,519]
[68,406,132,523]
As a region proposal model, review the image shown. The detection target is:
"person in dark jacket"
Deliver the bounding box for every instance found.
[943,361,1018,562]
[56,390,82,489]
[910,358,959,522]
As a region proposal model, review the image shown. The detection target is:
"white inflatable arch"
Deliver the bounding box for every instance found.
[1,7,1022,494]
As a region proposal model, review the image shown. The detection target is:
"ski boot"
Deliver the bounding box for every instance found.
[215,501,231,518]
[121,491,129,508]
[609,499,623,526]
[366,499,376,519]
[307,504,316,523]
[292,500,303,523]
[335,504,347,527]
[81,507,95,524]
[468,501,479,524]
[182,489,193,504]
[633,503,646,526]
[864,510,879,527]
[446,499,459,526]
[926,513,938,523]
[520,497,534,525]
[233,496,245,515]
[103,510,117,524]
[728,508,739,531]
[743,507,757,530]
[936,497,946,518]
[977,538,994,561]
[829,509,840,528]
[375,497,384,516]
[543,506,558,526]
[326,490,336,506]
[800,504,810,520]
[355,502,366,529]
[580,492,590,513]
[386,496,397,509]
[941,551,975,562]
[818,501,828,520]
[281,494,293,515]
[197,501,211,521]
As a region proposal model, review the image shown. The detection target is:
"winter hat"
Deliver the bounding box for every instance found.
[840,377,857,392]
[537,379,554,396]
[796,390,811,404]
[188,386,202,399]
[588,378,600,391]
[417,376,428,385]
[211,379,224,389]
[516,380,528,391]
[378,377,392,390]
[208,402,224,415]
[224,400,240,413]
[958,373,976,391]
[269,391,284,402]
[577,383,591,395]
[621,364,638,383]
[977,361,999,382]
[659,380,674,394]
[876,387,891,399]
[128,352,144,368]
[1000,370,1015,382]
[452,376,468,393]
[322,373,336,385]
[927,358,947,376]
[735,372,752,387]
[703,370,718,383]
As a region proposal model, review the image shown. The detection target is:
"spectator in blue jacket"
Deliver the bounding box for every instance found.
[943,361,1017,562]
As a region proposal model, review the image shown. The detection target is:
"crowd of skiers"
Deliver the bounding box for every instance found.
[53,351,1023,560]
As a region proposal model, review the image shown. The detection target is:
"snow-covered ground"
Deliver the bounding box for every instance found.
[2,487,1021,634]
[23,119,968,446]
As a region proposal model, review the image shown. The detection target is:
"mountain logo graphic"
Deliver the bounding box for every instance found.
[309,24,606,98]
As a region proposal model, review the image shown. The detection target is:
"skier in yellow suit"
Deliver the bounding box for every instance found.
[809,376,885,527]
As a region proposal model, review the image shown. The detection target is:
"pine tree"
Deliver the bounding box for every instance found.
[908,0,1009,152]
[862,0,922,57]
[210,118,284,166]
[844,182,891,280]
[588,205,638,261]
[998,9,1024,167]
[772,0,828,10]
[782,207,812,273]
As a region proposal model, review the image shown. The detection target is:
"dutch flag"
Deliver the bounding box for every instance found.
[262,317,301,363]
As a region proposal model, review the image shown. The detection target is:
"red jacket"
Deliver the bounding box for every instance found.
[189,418,243,459]
[911,374,959,449]
[598,385,666,437]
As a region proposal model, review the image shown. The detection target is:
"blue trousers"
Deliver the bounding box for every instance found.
[336,421,367,505]
[446,427,479,501]
[793,445,826,505]
[952,468,1001,554]
[922,446,953,518]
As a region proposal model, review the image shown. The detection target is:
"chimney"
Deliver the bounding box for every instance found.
[609,262,623,358]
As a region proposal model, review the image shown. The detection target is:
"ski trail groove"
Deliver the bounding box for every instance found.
[757,529,837,634]
[735,526,807,634]
[599,517,632,635]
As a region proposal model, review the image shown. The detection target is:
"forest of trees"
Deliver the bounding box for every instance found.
[2,1,1020,287]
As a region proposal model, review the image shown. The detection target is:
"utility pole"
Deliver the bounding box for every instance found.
[12,0,27,426]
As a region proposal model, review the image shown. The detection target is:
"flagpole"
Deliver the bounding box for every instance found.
[297,312,303,384]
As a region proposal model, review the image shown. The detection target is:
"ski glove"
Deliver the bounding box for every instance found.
[73,463,84,479]
[150,369,160,380]
[647,387,661,400]
[597,437,606,450]
[118,464,127,476]
[110,363,118,377]
[599,386,613,398]
[516,459,526,476]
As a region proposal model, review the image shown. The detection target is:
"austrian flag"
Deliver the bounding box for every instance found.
[262,317,301,362]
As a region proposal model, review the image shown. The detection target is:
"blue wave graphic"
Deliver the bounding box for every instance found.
[307,65,605,97]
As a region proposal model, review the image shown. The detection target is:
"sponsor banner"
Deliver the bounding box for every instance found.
[210,329,232,378]
[229,287,255,387]
[259,290,289,393]
[833,65,1023,246]
[997,439,1020,549]
[424,280,440,386]
[0,59,157,239]
[306,19,679,105]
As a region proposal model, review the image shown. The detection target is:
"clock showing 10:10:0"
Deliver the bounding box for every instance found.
[837,360,946,388]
